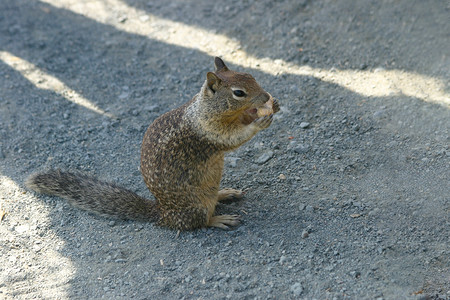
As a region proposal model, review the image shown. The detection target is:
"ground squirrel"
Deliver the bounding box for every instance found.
[26,57,279,230]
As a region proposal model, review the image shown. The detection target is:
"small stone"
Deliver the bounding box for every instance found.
[255,151,274,164]
[350,271,361,278]
[299,122,310,129]
[135,224,144,231]
[301,230,309,238]
[369,208,380,216]
[373,107,387,118]
[145,104,160,112]
[139,15,149,22]
[15,224,29,234]
[108,221,116,227]
[293,144,310,154]
[118,92,129,99]
[305,205,314,212]
[278,174,286,180]
[279,255,288,264]
[290,282,303,296]
[226,157,240,168]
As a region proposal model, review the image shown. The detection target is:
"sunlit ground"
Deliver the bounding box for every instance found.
[0,51,114,117]
[1,0,447,117]
[0,175,74,299]
[36,0,450,108]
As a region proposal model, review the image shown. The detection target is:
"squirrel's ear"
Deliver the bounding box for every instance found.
[214,57,229,72]
[206,72,221,94]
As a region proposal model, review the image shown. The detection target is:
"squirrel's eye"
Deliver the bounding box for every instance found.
[233,90,246,97]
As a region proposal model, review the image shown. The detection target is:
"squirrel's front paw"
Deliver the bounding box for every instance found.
[218,188,243,202]
[272,98,280,113]
[253,114,273,129]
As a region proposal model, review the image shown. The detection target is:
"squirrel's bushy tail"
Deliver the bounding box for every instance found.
[26,169,159,222]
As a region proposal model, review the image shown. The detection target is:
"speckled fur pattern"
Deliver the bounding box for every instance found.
[26,170,159,221]
[141,57,279,230]
[27,57,278,231]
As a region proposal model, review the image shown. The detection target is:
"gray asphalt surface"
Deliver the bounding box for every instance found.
[0,0,449,299]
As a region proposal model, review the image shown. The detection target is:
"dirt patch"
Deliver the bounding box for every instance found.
[1,0,449,299]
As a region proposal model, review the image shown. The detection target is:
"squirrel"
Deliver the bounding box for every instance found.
[26,57,279,231]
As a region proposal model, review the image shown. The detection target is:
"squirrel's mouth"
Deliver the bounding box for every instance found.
[249,97,274,115]
[245,107,258,120]
[240,108,258,125]
[241,99,272,125]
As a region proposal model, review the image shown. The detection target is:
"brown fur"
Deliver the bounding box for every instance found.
[26,57,279,231]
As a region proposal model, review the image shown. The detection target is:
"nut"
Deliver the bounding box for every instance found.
[256,97,274,117]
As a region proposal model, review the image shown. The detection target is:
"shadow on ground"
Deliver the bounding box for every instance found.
[0,0,448,299]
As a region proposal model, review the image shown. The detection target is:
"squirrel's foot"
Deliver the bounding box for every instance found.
[208,215,240,230]
[218,188,243,202]
[253,114,273,129]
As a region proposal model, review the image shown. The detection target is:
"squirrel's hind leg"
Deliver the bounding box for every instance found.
[218,188,243,202]
[158,206,240,230]
[158,207,208,231]
[208,215,240,230]
[211,189,242,229]
[158,191,242,230]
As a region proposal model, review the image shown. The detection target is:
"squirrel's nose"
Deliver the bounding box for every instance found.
[253,92,270,105]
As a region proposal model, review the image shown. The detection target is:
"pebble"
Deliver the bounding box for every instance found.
[373,107,387,118]
[226,157,240,168]
[119,92,129,99]
[293,144,310,154]
[145,104,160,112]
[255,151,274,164]
[301,230,309,239]
[350,271,361,278]
[299,122,310,129]
[279,255,288,264]
[290,282,303,296]
[139,15,149,22]
[15,224,29,234]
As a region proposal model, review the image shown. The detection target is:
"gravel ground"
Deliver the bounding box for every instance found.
[0,0,449,299]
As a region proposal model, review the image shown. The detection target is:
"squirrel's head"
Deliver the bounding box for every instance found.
[200,57,276,126]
